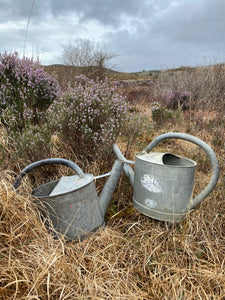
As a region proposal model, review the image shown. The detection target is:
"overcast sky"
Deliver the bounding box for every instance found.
[1,0,225,72]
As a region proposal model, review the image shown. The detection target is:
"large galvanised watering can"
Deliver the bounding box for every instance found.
[113,132,220,223]
[13,158,124,240]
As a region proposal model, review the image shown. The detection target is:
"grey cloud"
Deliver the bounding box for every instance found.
[151,0,225,46]
[1,0,225,71]
[0,0,151,28]
[103,0,225,70]
[0,0,29,21]
[0,0,50,22]
[49,0,154,26]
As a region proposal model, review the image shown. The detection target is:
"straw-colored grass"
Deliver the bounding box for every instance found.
[1,124,225,299]
[1,74,225,299]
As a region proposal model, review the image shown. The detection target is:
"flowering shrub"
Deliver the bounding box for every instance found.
[0,52,60,130]
[48,76,129,157]
[162,89,190,110]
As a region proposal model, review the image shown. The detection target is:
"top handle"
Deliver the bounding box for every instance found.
[13,158,85,190]
[143,132,220,209]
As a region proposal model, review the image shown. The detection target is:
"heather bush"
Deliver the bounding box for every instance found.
[162,89,190,110]
[48,76,129,158]
[0,52,60,131]
[152,62,225,111]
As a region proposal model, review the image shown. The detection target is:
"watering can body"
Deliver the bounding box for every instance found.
[113,132,220,223]
[133,152,196,222]
[31,174,104,240]
[14,158,124,241]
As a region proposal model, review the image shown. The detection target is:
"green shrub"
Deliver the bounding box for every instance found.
[151,102,184,127]
[120,112,153,153]
[12,124,52,160]
[151,102,173,125]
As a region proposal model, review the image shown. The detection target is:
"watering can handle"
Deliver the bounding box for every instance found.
[13,158,85,190]
[143,132,220,209]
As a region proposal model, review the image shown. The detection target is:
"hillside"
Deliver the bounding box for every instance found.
[43,64,154,86]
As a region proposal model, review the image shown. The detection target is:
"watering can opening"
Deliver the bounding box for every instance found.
[30,175,94,198]
[162,153,196,167]
[136,152,196,168]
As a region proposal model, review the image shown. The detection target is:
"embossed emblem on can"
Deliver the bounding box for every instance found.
[141,175,162,193]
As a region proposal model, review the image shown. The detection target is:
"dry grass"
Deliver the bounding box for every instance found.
[1,122,224,299]
[1,66,225,299]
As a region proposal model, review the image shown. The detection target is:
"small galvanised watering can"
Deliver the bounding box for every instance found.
[13,158,124,240]
[113,132,220,223]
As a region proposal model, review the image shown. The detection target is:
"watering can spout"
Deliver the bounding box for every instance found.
[99,159,124,216]
[113,145,134,187]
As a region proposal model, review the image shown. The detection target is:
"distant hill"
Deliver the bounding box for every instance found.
[44,64,204,88]
[43,64,154,87]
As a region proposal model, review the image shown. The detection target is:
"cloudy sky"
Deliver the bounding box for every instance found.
[1,0,225,72]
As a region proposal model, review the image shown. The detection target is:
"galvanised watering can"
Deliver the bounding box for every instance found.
[13,158,124,240]
[113,132,220,223]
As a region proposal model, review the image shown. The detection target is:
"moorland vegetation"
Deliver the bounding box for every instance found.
[0,52,224,299]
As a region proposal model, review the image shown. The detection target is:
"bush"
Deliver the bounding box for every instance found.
[120,112,154,155]
[151,102,184,127]
[48,76,129,159]
[12,124,52,160]
[151,102,176,126]
[162,89,190,110]
[0,52,60,131]
[151,62,225,112]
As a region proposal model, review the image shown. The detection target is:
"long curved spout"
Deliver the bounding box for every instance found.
[99,159,124,216]
[113,144,134,187]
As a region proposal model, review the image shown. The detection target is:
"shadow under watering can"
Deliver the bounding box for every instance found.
[13,158,124,241]
[113,132,220,223]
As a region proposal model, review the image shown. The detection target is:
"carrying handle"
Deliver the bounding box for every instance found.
[13,158,85,190]
[143,132,220,209]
